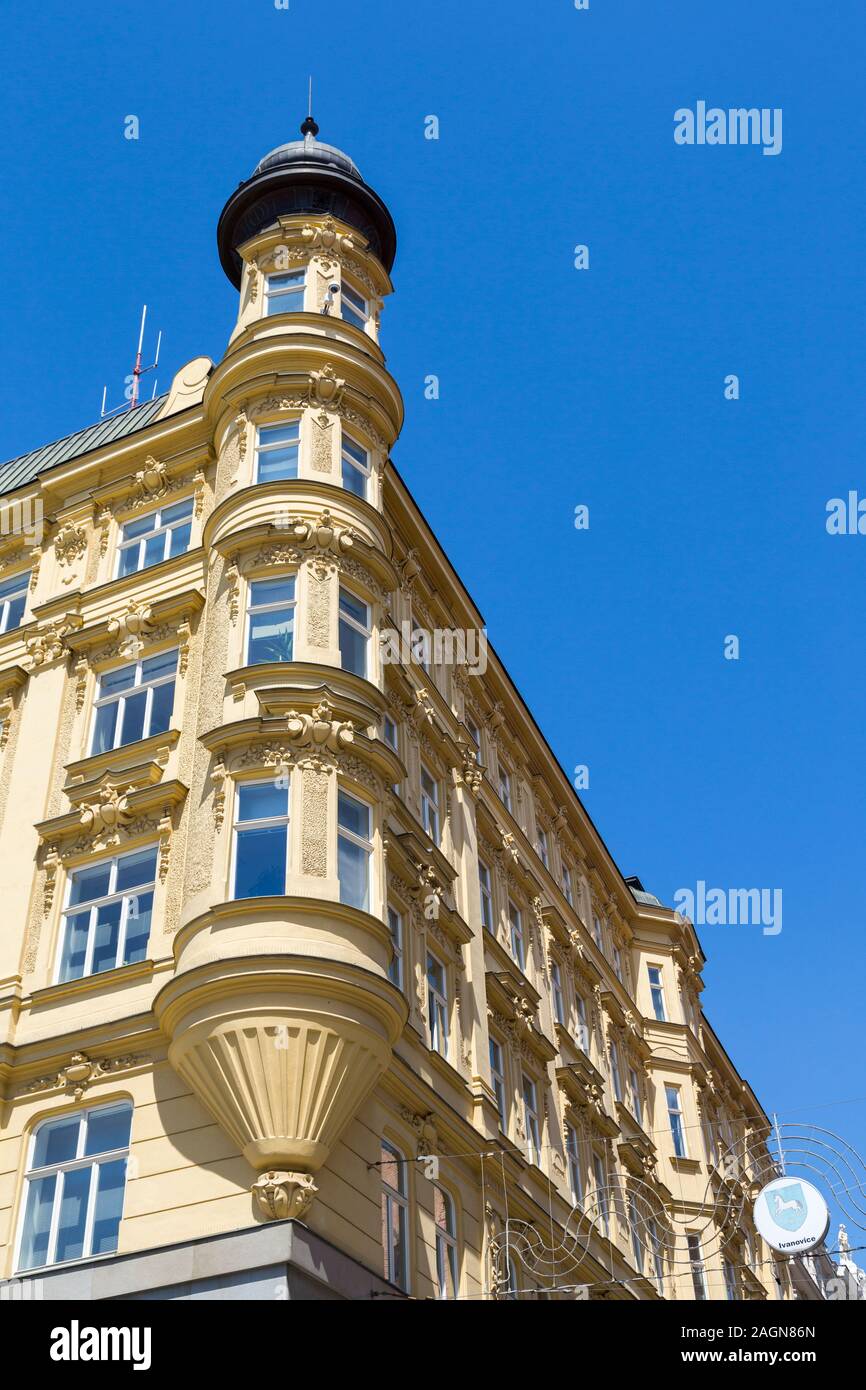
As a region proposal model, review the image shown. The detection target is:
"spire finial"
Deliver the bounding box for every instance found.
[300,77,319,138]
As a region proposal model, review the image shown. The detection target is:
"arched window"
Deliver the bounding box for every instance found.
[17,1102,133,1272]
[380,1141,409,1291]
[433,1185,458,1299]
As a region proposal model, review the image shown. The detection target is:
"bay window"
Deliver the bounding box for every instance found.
[340,280,369,330]
[341,434,370,498]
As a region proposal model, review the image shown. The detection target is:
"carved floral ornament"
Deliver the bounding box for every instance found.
[53,520,88,568]
[22,1050,152,1100]
[234,364,390,457]
[25,613,83,669]
[252,1170,317,1222]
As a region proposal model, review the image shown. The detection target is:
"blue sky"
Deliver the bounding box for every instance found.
[1,2,864,1223]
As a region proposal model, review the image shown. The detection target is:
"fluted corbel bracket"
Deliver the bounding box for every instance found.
[252,1170,318,1222]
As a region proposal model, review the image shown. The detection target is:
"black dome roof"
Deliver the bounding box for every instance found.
[217,120,396,287]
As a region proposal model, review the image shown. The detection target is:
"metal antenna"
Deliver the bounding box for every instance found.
[100,305,162,418]
[300,76,319,138]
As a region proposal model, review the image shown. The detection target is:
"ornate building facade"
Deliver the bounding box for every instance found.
[0,123,822,1301]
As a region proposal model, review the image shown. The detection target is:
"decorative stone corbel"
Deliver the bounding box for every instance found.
[285,699,354,753]
[245,260,261,303]
[252,1170,318,1222]
[25,613,83,669]
[501,830,520,864]
[107,600,155,641]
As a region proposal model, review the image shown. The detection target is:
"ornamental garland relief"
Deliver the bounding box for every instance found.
[301,766,329,877]
[306,566,330,649]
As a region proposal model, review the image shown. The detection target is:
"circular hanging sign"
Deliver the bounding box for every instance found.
[753,1176,830,1254]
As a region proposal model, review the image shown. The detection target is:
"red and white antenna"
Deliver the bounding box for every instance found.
[100,305,162,418]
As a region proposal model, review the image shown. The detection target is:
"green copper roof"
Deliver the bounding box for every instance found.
[0,395,167,499]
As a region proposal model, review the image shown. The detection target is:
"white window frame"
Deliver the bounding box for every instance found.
[231,779,291,898]
[592,1152,609,1234]
[508,900,525,971]
[629,1066,643,1125]
[433,1185,458,1300]
[0,570,29,633]
[246,575,297,665]
[565,1124,583,1206]
[648,964,667,1022]
[489,1036,507,1130]
[338,586,371,678]
[498,762,512,813]
[592,914,604,951]
[90,649,178,755]
[115,498,194,578]
[341,431,371,499]
[478,860,494,932]
[337,788,373,911]
[666,1084,688,1158]
[649,1218,666,1294]
[380,1141,409,1291]
[254,420,301,482]
[420,765,440,843]
[466,717,482,762]
[16,1102,132,1273]
[387,906,403,988]
[575,993,590,1053]
[562,863,574,907]
[522,1073,541,1166]
[687,1233,708,1300]
[57,846,158,984]
[537,826,549,869]
[340,278,369,331]
[264,268,306,316]
[427,951,449,1060]
[628,1192,644,1272]
[551,961,565,1026]
[724,1256,739,1301]
[609,1040,623,1104]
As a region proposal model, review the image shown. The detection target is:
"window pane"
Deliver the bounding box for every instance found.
[122,513,156,540]
[123,889,153,964]
[338,836,369,911]
[143,532,165,569]
[235,824,287,898]
[148,679,175,736]
[69,862,112,907]
[91,900,122,975]
[83,1106,132,1160]
[18,1174,56,1270]
[117,545,139,578]
[337,791,369,838]
[90,1159,127,1256]
[99,664,136,697]
[161,498,194,524]
[251,577,296,605]
[342,459,367,497]
[339,590,368,625]
[5,593,26,629]
[85,1106,132,1158]
[339,620,367,677]
[167,521,192,558]
[238,782,288,823]
[248,609,294,664]
[115,848,158,893]
[58,911,91,983]
[257,446,299,482]
[142,650,178,682]
[119,689,147,745]
[33,1115,81,1169]
[54,1165,92,1264]
[91,701,118,755]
